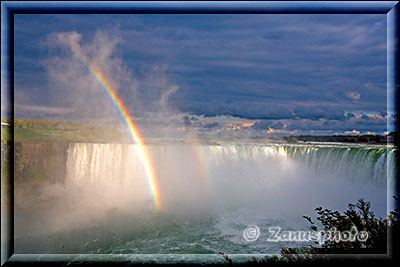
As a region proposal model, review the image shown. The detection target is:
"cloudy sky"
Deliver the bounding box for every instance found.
[10,14,395,137]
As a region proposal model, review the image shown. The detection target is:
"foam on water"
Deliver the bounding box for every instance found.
[14,142,396,255]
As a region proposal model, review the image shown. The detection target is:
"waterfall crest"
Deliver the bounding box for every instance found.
[66,143,395,187]
[64,142,395,214]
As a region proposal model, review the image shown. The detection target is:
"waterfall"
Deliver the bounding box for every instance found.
[282,144,396,186]
[17,142,393,254]
[64,142,395,214]
[66,143,395,187]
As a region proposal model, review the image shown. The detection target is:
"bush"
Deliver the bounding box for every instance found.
[248,197,398,264]
[280,197,399,261]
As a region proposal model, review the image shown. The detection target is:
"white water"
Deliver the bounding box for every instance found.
[64,142,393,217]
[16,142,395,254]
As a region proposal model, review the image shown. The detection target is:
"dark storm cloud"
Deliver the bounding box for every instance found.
[361,114,371,120]
[249,112,393,135]
[378,110,387,117]
[283,116,390,133]
[293,105,346,121]
[182,116,192,127]
[202,122,220,129]
[179,100,294,120]
[251,120,285,130]
[13,13,388,134]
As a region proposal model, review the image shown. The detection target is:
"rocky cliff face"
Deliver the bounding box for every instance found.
[13,141,70,207]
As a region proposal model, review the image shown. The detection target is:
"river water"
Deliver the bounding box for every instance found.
[14,141,396,258]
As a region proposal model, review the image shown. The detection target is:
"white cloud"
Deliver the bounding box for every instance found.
[344,91,361,101]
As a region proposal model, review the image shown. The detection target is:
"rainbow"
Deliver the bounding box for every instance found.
[67,41,162,210]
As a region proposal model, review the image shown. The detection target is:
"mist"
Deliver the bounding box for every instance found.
[14,143,389,254]
[44,30,182,136]
[12,30,390,255]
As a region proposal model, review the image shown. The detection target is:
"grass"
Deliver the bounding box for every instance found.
[1,139,11,209]
[11,128,130,143]
[1,127,12,143]
[2,118,131,143]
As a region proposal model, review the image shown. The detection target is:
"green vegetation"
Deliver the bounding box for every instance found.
[14,118,86,131]
[282,132,398,144]
[2,118,132,206]
[2,118,130,142]
[281,198,397,255]
[1,127,11,143]
[246,197,399,264]
[284,137,298,143]
[1,142,11,210]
